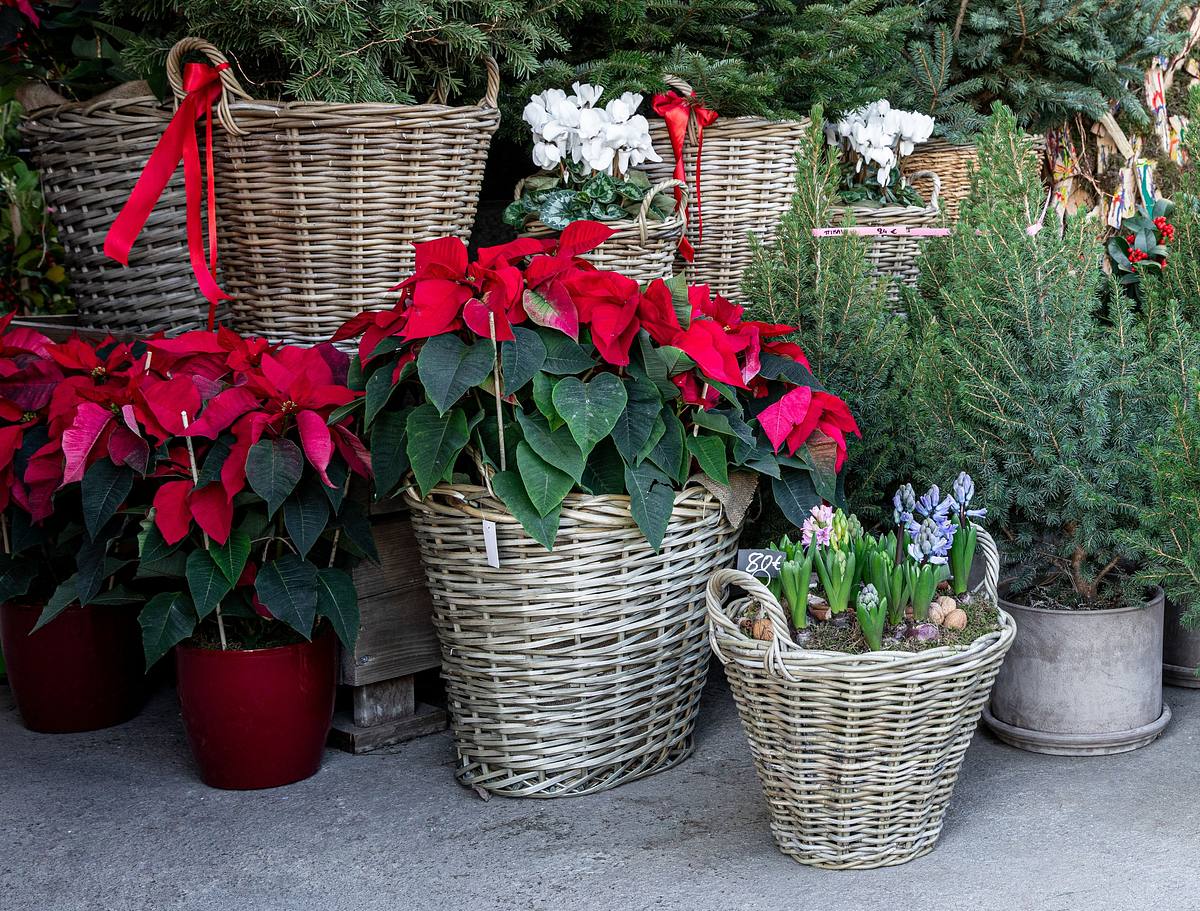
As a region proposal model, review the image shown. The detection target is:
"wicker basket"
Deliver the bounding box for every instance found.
[20,85,214,334]
[828,171,941,306]
[515,178,687,283]
[706,525,1015,868]
[902,136,1046,221]
[166,37,501,346]
[644,77,809,301]
[403,481,741,798]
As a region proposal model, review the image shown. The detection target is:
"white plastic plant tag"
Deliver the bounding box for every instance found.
[482,520,500,568]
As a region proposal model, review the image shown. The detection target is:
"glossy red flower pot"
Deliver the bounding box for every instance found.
[176,630,336,790]
[0,601,144,733]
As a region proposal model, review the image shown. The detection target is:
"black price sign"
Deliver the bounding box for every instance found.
[736,548,786,579]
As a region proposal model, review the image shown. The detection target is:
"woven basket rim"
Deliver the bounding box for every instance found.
[521,211,687,237]
[22,95,169,119]
[221,97,502,117]
[402,479,721,517]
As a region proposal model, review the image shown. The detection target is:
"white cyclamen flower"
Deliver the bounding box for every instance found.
[570,82,603,109]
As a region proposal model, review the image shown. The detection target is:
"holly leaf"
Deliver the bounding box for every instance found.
[315,567,359,650]
[552,373,627,455]
[246,438,304,518]
[81,459,133,541]
[515,441,575,517]
[500,326,547,396]
[417,334,495,416]
[491,469,561,550]
[624,462,676,552]
[139,591,197,669]
[186,549,233,620]
[405,404,469,497]
[255,555,319,640]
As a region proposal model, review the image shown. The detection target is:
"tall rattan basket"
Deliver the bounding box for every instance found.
[828,171,941,306]
[515,178,687,283]
[165,37,501,346]
[20,85,213,334]
[644,77,809,302]
[403,481,740,798]
[706,525,1015,868]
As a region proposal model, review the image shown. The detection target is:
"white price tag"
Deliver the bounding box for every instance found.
[482,519,500,568]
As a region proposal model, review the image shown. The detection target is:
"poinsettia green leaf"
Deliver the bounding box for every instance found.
[733,436,780,479]
[515,442,575,517]
[406,405,469,498]
[255,554,319,640]
[210,529,251,586]
[283,478,330,558]
[417,335,496,416]
[315,567,359,650]
[552,373,627,455]
[75,537,111,606]
[611,377,662,463]
[326,398,363,427]
[370,407,412,499]
[535,329,594,374]
[364,364,400,428]
[82,459,134,541]
[515,408,584,482]
[87,585,140,605]
[691,407,756,445]
[186,548,233,620]
[579,438,626,494]
[773,467,821,529]
[475,410,522,472]
[139,591,197,669]
[322,458,349,511]
[532,371,563,427]
[0,553,36,604]
[491,470,561,551]
[634,331,682,400]
[334,500,380,563]
[31,574,79,632]
[687,434,729,485]
[624,462,676,552]
[500,326,547,396]
[246,438,304,518]
[648,409,688,484]
[636,415,667,465]
[196,435,233,486]
[665,273,691,330]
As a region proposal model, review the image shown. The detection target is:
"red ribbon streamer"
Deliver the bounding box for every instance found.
[105,62,231,331]
[652,90,719,262]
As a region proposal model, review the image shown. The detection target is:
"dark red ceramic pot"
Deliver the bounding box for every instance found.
[0,601,144,733]
[175,630,336,790]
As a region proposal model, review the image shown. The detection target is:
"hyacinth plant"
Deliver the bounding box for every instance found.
[334,222,859,551]
[506,83,673,231]
[762,473,989,652]
[0,316,375,667]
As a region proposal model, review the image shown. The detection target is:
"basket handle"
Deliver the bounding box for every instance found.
[706,567,799,681]
[973,524,1000,604]
[429,56,500,108]
[907,169,941,212]
[166,37,251,136]
[637,178,688,241]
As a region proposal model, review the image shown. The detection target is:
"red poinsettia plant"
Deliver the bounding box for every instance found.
[335,221,859,549]
[0,315,375,666]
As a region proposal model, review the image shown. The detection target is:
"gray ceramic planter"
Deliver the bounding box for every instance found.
[983,586,1170,755]
[1164,598,1200,688]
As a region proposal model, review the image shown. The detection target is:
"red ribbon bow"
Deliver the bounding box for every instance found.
[652,90,719,262]
[105,62,232,331]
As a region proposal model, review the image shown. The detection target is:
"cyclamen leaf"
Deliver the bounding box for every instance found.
[687,434,729,485]
[417,335,495,416]
[491,470,561,551]
[500,327,547,396]
[552,373,627,455]
[405,405,469,498]
[186,549,233,620]
[515,442,574,517]
[624,462,676,552]
[255,555,319,640]
[81,459,133,541]
[315,567,360,651]
[245,438,304,518]
[139,592,197,669]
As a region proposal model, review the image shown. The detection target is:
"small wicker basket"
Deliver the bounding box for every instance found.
[21,86,214,334]
[404,481,740,798]
[165,37,501,346]
[515,178,687,283]
[828,171,941,306]
[706,525,1015,869]
[644,77,809,301]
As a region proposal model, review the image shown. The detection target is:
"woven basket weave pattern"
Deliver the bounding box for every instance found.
[645,97,809,301]
[404,483,740,798]
[902,137,1045,222]
[706,526,1014,868]
[22,98,214,334]
[167,38,500,346]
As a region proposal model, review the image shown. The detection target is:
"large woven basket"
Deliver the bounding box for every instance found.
[516,177,687,283]
[403,481,741,798]
[644,77,809,301]
[828,171,941,306]
[166,38,500,346]
[20,85,213,334]
[902,136,1046,221]
[706,525,1015,868]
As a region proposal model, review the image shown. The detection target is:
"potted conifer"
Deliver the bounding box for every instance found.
[913,106,1180,754]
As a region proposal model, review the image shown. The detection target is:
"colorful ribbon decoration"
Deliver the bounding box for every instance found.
[105,62,231,331]
[652,90,719,262]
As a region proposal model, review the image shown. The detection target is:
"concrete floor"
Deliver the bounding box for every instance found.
[2,673,1198,911]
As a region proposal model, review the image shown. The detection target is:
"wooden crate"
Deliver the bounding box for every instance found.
[330,496,447,753]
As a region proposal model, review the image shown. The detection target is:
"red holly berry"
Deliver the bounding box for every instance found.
[1126,234,1136,244]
